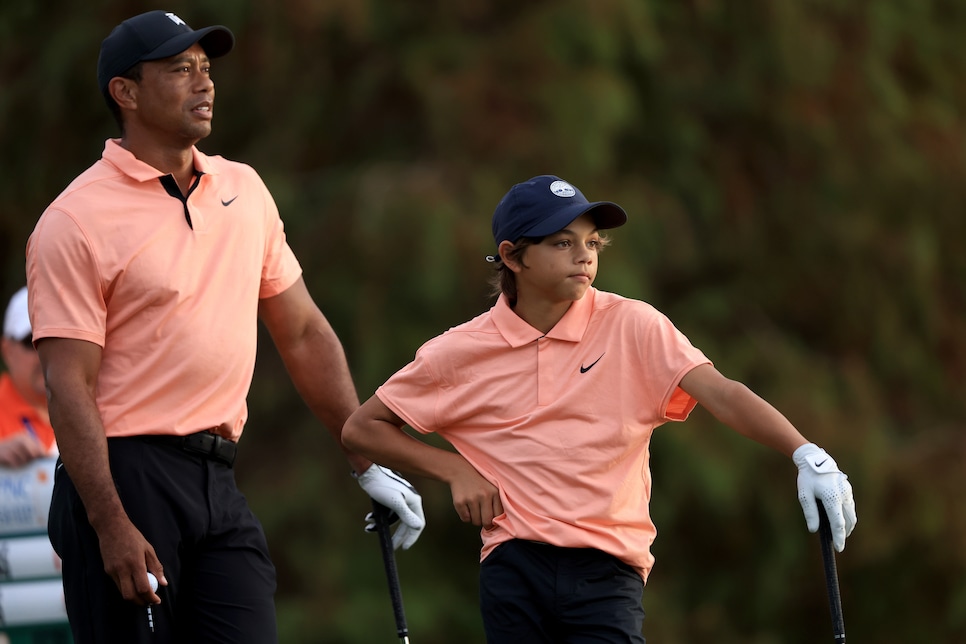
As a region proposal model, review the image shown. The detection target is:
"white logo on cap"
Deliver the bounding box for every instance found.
[165,12,187,26]
[549,180,576,198]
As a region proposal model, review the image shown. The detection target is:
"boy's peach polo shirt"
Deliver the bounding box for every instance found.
[378,288,710,581]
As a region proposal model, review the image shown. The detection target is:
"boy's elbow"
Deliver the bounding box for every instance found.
[341,396,403,456]
[341,415,365,452]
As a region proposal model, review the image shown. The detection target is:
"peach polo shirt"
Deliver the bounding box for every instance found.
[26,140,301,440]
[377,287,710,581]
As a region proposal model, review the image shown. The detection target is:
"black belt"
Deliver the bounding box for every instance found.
[141,431,238,467]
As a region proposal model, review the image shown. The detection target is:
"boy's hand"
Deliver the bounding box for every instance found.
[448,461,503,528]
[355,464,425,550]
[793,443,857,552]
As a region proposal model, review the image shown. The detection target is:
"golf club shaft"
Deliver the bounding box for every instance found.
[372,500,410,643]
[818,503,846,644]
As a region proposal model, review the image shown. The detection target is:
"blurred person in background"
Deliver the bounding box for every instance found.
[0,286,57,467]
[25,10,424,644]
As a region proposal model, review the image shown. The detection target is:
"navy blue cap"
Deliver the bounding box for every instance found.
[491,175,627,246]
[97,10,234,96]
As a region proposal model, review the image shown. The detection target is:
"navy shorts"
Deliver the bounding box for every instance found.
[48,435,278,644]
[480,539,646,643]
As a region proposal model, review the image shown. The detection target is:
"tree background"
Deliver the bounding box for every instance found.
[2,0,964,642]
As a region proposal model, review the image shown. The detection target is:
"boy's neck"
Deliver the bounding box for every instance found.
[510,298,574,335]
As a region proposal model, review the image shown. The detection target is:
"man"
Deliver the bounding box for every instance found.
[26,11,423,644]
[0,286,57,467]
[342,175,857,642]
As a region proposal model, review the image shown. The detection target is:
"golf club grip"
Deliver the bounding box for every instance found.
[818,503,846,644]
[372,500,410,641]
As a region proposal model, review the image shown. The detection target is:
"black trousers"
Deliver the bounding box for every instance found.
[480,540,646,643]
[48,436,278,644]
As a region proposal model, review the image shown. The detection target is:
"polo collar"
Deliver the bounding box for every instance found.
[102,138,217,181]
[492,288,596,348]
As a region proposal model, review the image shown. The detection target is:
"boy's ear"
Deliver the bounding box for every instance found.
[498,240,523,273]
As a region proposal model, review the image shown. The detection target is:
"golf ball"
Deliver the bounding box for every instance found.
[147,572,159,592]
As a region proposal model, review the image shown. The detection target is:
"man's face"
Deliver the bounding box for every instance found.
[1,336,45,406]
[128,43,216,144]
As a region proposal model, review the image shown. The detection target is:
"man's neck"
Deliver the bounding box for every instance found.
[120,135,199,194]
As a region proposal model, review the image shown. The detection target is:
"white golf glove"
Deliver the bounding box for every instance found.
[793,443,857,552]
[354,464,425,550]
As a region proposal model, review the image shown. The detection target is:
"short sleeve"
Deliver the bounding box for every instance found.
[637,309,710,422]
[26,209,108,346]
[255,176,302,299]
[376,344,445,435]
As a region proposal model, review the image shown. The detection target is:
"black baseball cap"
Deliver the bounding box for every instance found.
[491,175,627,246]
[97,10,235,96]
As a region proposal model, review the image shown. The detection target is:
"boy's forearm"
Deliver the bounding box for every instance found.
[681,365,808,457]
[343,413,468,484]
[716,381,809,457]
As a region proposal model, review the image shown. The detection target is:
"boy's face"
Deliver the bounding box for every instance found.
[511,213,602,305]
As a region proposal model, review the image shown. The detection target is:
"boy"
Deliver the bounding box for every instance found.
[342,174,857,642]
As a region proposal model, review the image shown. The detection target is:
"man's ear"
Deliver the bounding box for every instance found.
[498,240,523,273]
[108,77,138,111]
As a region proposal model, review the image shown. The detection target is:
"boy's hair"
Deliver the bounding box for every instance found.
[488,233,612,301]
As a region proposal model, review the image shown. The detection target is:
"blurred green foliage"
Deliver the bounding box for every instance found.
[2,0,964,641]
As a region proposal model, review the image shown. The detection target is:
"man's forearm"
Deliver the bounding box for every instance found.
[48,387,129,530]
[278,321,370,472]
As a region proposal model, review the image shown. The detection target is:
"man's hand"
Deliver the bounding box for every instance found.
[355,465,425,550]
[94,514,166,606]
[793,443,858,552]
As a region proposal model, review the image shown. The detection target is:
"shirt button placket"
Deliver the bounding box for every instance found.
[537,337,554,407]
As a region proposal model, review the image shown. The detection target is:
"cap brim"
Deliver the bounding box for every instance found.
[586,201,627,230]
[524,200,627,238]
[142,25,234,62]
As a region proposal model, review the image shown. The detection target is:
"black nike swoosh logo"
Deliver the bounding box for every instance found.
[814,459,828,468]
[580,353,605,373]
[221,196,238,207]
